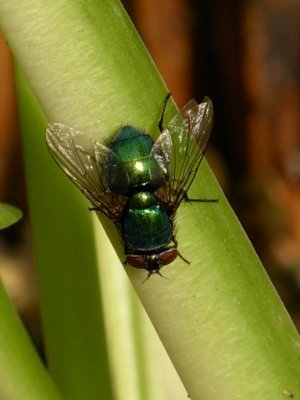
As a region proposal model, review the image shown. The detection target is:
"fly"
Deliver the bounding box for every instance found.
[46,95,216,277]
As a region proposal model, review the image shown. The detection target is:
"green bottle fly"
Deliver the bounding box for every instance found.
[46,96,215,276]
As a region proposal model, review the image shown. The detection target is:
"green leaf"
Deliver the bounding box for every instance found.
[0,202,22,229]
[0,280,64,400]
[16,71,114,400]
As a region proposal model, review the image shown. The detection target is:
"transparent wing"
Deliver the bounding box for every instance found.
[151,97,213,213]
[46,123,127,221]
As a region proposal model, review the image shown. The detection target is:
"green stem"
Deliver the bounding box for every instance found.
[0,1,299,399]
[0,279,64,399]
[16,70,114,399]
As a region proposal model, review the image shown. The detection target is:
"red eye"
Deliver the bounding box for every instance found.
[159,248,178,265]
[126,248,178,270]
[126,255,147,269]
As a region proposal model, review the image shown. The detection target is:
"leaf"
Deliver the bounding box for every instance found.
[0,202,23,229]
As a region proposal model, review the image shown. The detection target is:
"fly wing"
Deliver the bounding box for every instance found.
[46,123,127,221]
[151,97,213,214]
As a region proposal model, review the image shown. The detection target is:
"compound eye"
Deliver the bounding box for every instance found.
[159,248,178,266]
[126,255,147,269]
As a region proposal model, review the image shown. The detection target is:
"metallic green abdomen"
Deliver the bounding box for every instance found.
[123,192,172,251]
[105,126,165,194]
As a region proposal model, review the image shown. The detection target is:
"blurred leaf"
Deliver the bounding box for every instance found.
[0,202,22,229]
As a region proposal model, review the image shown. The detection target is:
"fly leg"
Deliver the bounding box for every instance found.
[172,236,190,265]
[158,93,172,132]
[89,206,101,211]
[184,193,219,203]
[178,251,190,265]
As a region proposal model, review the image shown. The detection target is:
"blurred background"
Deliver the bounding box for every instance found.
[0,0,299,357]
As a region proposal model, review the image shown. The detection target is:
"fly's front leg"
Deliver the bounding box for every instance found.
[172,235,190,265]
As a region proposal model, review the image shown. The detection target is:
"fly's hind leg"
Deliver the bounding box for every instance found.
[158,93,172,132]
[184,193,219,203]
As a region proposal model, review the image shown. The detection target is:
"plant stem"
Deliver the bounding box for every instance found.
[1,1,299,399]
[16,70,114,399]
[0,279,64,400]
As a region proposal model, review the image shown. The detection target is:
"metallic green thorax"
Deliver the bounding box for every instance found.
[106,126,172,254]
[105,126,165,195]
